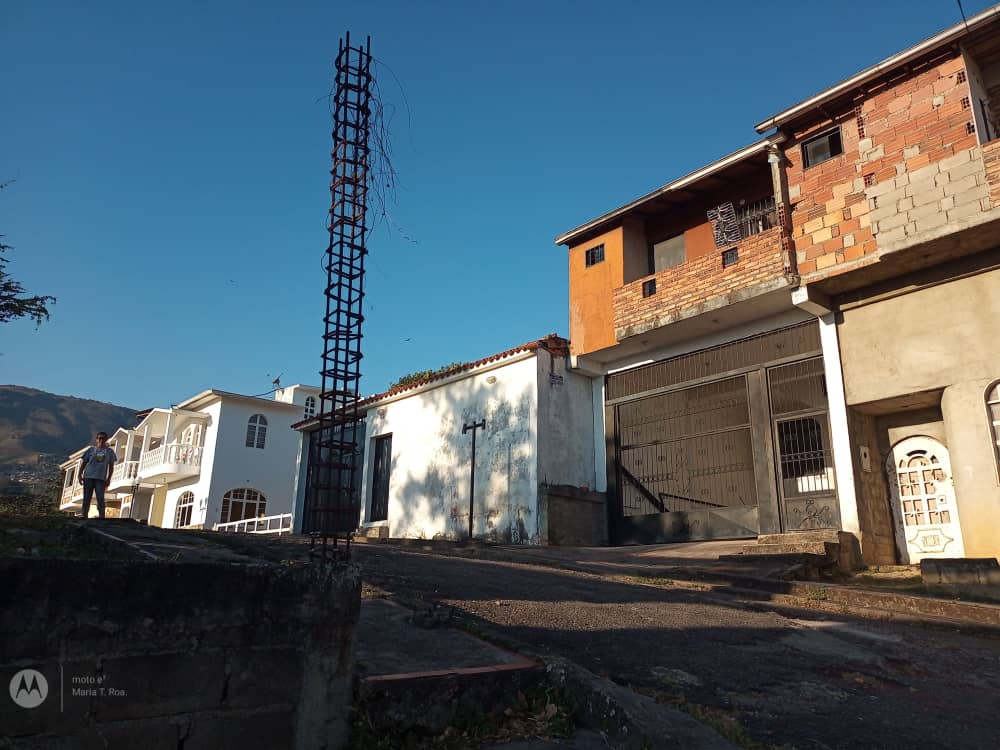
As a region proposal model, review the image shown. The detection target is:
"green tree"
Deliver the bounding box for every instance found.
[1,181,55,325]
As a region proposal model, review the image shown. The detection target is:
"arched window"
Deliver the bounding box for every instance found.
[304,396,317,419]
[246,414,268,448]
[174,491,195,528]
[220,488,267,524]
[987,381,1000,481]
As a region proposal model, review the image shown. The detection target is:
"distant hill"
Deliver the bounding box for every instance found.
[0,385,137,471]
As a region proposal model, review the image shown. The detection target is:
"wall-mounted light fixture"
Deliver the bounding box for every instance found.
[486,376,497,385]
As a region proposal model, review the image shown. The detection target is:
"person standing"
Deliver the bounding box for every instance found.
[79,432,117,519]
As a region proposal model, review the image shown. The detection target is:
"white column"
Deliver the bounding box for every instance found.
[124,431,135,464]
[819,313,861,535]
[164,411,176,445]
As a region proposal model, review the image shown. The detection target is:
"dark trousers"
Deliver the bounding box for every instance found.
[82,478,107,519]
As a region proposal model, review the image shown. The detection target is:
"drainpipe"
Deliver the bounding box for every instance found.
[767,136,797,282]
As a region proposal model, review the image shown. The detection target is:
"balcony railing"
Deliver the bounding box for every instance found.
[109,461,139,487]
[138,443,203,478]
[213,513,293,536]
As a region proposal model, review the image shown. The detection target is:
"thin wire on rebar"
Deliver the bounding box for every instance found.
[305,33,374,544]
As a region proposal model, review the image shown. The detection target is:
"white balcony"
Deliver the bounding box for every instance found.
[60,484,83,510]
[108,460,140,491]
[138,443,203,483]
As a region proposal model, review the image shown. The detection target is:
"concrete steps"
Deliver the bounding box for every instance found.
[720,529,860,580]
[739,541,838,557]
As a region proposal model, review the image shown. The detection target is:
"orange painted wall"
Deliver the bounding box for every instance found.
[683,222,716,261]
[568,227,623,357]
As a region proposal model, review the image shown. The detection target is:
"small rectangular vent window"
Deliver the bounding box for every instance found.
[802,127,843,168]
[585,244,605,267]
[642,279,656,298]
[722,248,739,268]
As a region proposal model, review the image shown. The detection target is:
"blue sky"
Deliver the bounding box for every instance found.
[2,0,992,409]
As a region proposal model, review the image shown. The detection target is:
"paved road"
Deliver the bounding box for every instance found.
[354,545,1000,750]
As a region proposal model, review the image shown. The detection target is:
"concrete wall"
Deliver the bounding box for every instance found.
[839,269,1000,559]
[359,354,540,543]
[943,381,1000,558]
[539,484,608,546]
[839,268,1000,406]
[0,557,360,749]
[536,348,596,491]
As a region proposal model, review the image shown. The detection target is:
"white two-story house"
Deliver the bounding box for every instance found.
[59,384,320,530]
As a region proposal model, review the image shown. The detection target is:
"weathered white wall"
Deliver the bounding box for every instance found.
[359,354,541,543]
[536,348,596,490]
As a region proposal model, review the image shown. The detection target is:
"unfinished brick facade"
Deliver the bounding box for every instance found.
[611,227,786,340]
[787,52,996,280]
[984,138,1000,206]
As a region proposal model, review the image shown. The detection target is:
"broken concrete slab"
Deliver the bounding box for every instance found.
[543,657,736,749]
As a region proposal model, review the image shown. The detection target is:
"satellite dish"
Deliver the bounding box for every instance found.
[271,372,283,390]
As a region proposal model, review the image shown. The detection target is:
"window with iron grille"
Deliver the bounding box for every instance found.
[585,244,605,267]
[641,279,656,297]
[722,248,739,268]
[735,195,777,238]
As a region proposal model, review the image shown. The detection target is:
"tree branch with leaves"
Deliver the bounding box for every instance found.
[1,181,55,326]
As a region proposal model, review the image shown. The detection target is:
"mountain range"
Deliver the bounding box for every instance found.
[0,385,137,492]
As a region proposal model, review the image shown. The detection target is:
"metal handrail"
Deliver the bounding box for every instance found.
[213,513,292,536]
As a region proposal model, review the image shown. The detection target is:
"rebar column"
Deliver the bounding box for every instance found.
[305,32,373,543]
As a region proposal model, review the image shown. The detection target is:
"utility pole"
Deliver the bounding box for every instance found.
[462,419,486,540]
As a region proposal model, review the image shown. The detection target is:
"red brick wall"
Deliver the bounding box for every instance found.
[612,227,784,337]
[786,53,981,279]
